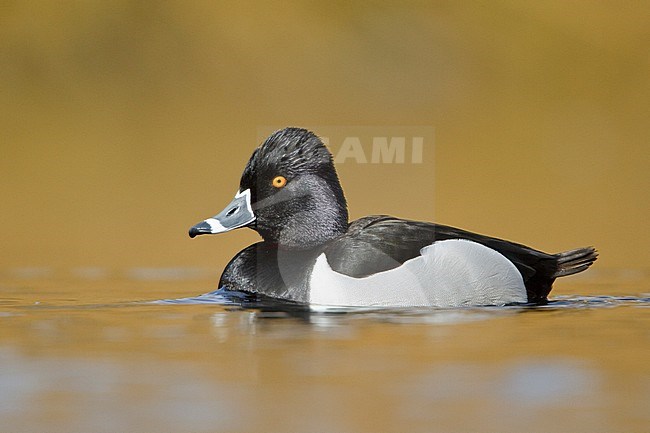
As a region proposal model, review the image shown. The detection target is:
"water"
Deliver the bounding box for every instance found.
[2,3,648,431]
[1,273,648,433]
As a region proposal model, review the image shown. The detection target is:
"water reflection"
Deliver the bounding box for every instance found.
[0,347,245,433]
[0,347,617,433]
[1,283,649,433]
[162,287,650,329]
[393,359,604,430]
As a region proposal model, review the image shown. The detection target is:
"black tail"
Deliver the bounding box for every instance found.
[552,247,598,278]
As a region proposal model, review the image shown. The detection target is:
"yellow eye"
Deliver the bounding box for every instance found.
[272,175,287,188]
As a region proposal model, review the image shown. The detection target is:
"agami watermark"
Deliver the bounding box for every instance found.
[258,126,434,165]
[328,136,424,164]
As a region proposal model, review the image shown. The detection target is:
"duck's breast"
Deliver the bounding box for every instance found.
[308,239,527,307]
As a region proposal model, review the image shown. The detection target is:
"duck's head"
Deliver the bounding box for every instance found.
[189,128,348,248]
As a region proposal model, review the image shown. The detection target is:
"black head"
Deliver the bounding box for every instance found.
[189,128,348,248]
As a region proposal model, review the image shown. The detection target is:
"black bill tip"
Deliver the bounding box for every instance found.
[188,221,212,238]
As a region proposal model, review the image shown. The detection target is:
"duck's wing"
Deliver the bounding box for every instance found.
[323,215,560,302]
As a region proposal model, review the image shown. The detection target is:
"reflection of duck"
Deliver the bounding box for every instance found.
[189,128,597,308]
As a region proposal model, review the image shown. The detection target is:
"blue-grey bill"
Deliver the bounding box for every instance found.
[188,189,255,238]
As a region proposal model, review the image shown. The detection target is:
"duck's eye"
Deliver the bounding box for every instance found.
[272,175,287,188]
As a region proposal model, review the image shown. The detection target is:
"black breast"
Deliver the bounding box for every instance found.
[220,242,323,303]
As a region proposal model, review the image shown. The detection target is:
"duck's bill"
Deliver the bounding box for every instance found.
[188,189,255,238]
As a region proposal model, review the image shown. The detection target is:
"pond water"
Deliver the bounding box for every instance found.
[1,271,648,433]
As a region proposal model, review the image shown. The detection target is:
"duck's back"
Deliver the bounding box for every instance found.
[322,215,592,304]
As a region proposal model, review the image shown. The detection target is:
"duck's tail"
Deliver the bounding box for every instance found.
[552,246,598,278]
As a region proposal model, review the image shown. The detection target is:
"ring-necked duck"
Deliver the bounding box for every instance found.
[189,127,597,307]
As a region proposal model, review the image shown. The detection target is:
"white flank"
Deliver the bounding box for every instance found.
[309,239,527,308]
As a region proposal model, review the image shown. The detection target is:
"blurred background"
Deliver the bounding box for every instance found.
[1,1,648,281]
[1,4,649,433]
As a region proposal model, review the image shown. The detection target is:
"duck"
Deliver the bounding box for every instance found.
[188,127,597,308]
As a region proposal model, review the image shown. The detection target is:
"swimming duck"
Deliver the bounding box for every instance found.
[189,127,597,308]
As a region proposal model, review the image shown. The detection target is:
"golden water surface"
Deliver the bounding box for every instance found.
[1,275,648,433]
[1,2,649,432]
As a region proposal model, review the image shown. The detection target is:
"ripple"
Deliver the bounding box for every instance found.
[155,289,650,326]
